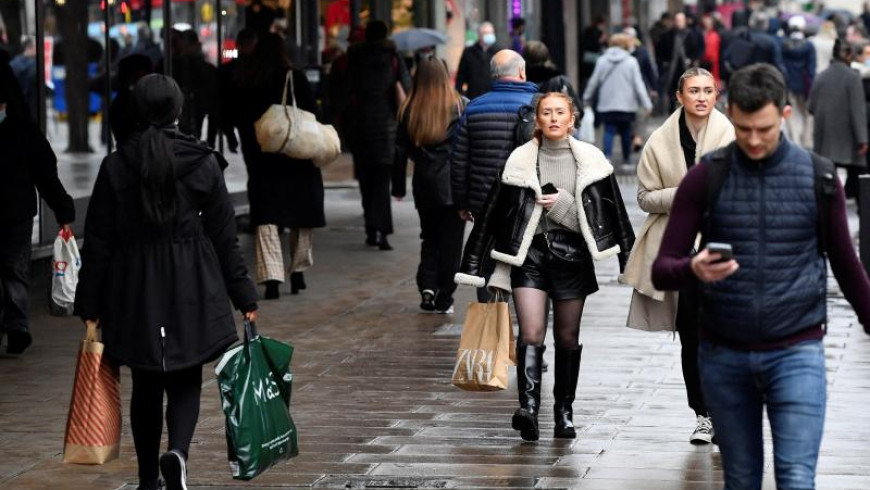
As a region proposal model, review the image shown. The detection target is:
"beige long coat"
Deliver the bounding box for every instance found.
[620,107,734,331]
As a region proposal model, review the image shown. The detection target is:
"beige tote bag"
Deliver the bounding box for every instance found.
[255,71,341,168]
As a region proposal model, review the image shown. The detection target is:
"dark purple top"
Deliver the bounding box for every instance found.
[652,156,870,349]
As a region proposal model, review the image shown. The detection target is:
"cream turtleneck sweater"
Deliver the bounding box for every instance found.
[537,137,582,234]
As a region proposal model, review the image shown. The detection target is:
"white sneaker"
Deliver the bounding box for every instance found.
[690,415,714,444]
[435,305,454,315]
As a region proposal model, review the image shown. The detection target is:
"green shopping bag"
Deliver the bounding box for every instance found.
[214,319,298,480]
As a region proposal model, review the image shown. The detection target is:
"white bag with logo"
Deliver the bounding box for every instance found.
[255,71,342,168]
[50,229,81,316]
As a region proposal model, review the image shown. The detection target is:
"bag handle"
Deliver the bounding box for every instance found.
[243,318,259,345]
[280,69,298,110]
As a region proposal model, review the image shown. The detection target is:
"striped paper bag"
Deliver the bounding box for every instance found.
[63,321,121,464]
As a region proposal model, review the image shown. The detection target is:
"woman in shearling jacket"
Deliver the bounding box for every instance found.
[455,92,634,442]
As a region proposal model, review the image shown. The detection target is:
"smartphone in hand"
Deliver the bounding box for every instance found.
[706,242,733,263]
[541,183,558,195]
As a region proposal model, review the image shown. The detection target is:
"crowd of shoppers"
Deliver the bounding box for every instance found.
[3,7,870,490]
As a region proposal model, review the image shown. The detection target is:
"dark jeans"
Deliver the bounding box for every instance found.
[842,165,868,212]
[130,366,203,486]
[357,164,394,235]
[675,286,706,417]
[699,339,826,490]
[417,206,465,309]
[0,219,33,335]
[600,112,635,163]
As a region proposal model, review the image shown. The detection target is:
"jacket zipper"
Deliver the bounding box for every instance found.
[160,326,167,372]
[757,165,765,333]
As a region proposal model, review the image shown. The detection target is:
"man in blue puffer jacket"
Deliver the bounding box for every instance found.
[449,49,539,300]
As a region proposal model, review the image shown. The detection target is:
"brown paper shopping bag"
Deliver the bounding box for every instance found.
[452,296,516,391]
[63,321,121,464]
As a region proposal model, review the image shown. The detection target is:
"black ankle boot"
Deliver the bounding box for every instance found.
[365,227,376,246]
[512,344,544,441]
[553,345,582,439]
[264,280,281,300]
[290,272,306,294]
[375,231,392,251]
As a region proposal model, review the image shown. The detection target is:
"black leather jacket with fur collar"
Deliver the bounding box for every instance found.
[455,138,635,288]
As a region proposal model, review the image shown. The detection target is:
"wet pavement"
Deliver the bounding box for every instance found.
[2,165,869,489]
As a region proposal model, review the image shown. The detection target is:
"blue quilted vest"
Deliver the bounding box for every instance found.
[701,140,827,343]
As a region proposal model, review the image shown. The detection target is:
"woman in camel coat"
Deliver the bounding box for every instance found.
[620,67,733,444]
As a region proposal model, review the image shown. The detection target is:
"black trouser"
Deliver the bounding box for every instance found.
[0,219,33,336]
[357,164,394,235]
[842,165,868,213]
[675,286,707,417]
[417,206,465,309]
[130,366,203,485]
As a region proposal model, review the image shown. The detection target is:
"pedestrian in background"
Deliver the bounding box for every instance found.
[811,21,837,75]
[346,20,411,251]
[852,40,870,188]
[0,70,74,355]
[582,33,653,166]
[449,49,539,301]
[456,92,634,442]
[580,15,609,92]
[653,62,870,490]
[230,33,326,298]
[394,57,467,314]
[523,40,583,115]
[809,39,869,208]
[622,67,734,445]
[780,15,816,148]
[9,36,38,123]
[699,15,721,85]
[455,22,498,100]
[74,74,258,490]
[658,12,706,112]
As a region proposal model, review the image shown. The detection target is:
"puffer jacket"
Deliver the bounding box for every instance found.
[449,80,540,215]
[455,138,635,289]
[780,36,816,97]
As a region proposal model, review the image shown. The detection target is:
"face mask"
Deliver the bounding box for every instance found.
[482,33,496,47]
[0,108,6,125]
[865,59,870,68]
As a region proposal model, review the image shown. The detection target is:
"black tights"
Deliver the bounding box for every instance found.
[513,287,585,349]
[130,366,203,486]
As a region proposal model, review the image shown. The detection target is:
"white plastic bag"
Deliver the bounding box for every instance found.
[50,229,81,316]
[578,108,596,143]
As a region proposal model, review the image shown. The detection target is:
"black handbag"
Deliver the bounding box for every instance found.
[535,147,587,263]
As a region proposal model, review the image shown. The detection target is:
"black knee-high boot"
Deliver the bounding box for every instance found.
[553,345,582,438]
[512,344,545,441]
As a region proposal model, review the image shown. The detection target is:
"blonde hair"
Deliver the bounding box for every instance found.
[534,92,577,140]
[677,67,716,93]
[608,33,632,50]
[399,57,460,146]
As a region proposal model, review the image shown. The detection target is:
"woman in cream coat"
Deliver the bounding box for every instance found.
[621,67,734,444]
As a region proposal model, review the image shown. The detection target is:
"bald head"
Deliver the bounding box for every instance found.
[674,12,687,30]
[490,49,526,81]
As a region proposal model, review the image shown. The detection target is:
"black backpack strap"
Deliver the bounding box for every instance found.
[810,152,836,255]
[700,144,734,248]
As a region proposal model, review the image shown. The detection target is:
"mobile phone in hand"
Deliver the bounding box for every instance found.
[706,242,733,263]
[541,183,558,195]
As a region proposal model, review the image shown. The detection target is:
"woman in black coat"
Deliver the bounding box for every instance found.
[394,57,466,314]
[346,20,411,250]
[74,75,258,490]
[229,33,325,298]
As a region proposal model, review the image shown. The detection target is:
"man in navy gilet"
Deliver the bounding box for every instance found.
[652,63,870,489]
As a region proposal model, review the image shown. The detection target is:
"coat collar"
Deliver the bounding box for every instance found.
[501,137,613,195]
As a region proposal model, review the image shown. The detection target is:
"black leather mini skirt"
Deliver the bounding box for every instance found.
[510,232,599,300]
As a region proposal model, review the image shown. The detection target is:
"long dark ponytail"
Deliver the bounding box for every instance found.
[133,74,184,228]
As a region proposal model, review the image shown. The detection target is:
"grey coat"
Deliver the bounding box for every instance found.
[809,60,868,166]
